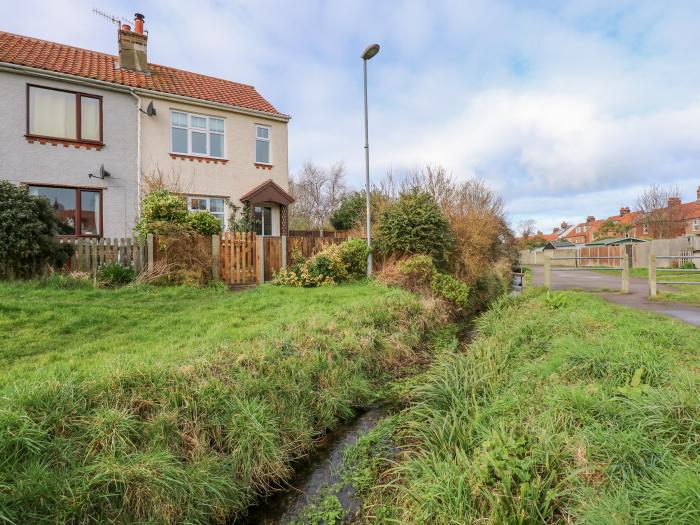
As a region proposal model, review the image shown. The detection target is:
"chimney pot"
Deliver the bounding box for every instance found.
[121,23,131,31]
[134,13,145,34]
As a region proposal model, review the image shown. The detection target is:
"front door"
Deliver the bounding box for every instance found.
[254,205,273,236]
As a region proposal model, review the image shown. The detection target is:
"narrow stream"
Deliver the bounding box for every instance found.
[245,407,388,524]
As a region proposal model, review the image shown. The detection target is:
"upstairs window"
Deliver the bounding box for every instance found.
[255,125,271,164]
[27,85,102,143]
[187,196,225,229]
[171,111,225,158]
[693,219,699,231]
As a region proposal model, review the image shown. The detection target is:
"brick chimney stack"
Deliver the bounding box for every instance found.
[696,186,700,202]
[118,13,149,73]
[586,215,595,224]
[620,207,630,216]
[667,196,681,207]
[560,221,568,229]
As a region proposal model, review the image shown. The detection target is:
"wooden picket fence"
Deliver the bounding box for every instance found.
[60,237,147,274]
[218,232,257,284]
[57,233,353,285]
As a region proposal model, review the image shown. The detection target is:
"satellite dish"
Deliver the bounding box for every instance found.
[146,101,156,116]
[89,164,111,179]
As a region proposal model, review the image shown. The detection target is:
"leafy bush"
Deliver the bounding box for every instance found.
[680,261,697,269]
[135,190,221,238]
[375,191,453,269]
[379,255,470,313]
[330,192,366,230]
[96,262,136,288]
[398,255,437,290]
[0,180,73,279]
[339,239,370,278]
[431,272,469,308]
[273,240,365,287]
[186,210,222,236]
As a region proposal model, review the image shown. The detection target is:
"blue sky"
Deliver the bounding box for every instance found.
[3,0,700,231]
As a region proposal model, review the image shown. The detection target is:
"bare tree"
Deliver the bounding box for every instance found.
[289,161,348,233]
[517,219,536,240]
[635,184,682,239]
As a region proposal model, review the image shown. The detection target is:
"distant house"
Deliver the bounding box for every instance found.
[564,216,602,244]
[0,13,291,238]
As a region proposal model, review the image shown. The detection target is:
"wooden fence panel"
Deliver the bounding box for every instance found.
[60,237,142,274]
[286,235,350,262]
[219,232,257,284]
[264,236,283,281]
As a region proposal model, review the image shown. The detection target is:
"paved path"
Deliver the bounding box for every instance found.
[528,266,700,328]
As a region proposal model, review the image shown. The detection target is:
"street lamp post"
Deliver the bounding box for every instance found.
[362,43,380,276]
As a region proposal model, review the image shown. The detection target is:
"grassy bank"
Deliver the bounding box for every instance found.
[364,288,700,523]
[0,281,443,523]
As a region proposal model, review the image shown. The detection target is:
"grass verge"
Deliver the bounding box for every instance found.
[364,288,700,523]
[0,281,444,524]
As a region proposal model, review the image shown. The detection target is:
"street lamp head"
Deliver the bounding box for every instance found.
[361,43,380,60]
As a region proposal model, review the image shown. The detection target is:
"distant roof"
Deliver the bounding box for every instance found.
[0,30,286,118]
[586,237,647,246]
[543,238,576,250]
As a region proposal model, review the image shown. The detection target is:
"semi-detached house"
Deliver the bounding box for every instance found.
[0,13,292,238]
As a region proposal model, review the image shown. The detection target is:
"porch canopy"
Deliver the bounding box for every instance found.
[240,179,295,235]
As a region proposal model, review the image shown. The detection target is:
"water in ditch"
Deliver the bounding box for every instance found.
[244,407,388,524]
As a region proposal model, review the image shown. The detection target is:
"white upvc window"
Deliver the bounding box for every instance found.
[171,111,225,158]
[187,196,226,229]
[255,124,271,164]
[642,224,649,235]
[693,219,699,231]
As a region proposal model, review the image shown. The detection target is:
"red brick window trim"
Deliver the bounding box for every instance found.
[25,135,104,150]
[170,153,229,164]
[255,163,273,170]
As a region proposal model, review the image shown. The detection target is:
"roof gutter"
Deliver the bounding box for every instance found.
[0,61,290,122]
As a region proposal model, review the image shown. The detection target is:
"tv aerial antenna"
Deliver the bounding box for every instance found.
[92,7,129,28]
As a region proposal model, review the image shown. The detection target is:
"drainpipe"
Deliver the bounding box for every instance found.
[129,89,142,219]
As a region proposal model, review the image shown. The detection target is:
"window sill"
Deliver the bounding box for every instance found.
[25,135,104,150]
[170,153,228,164]
[255,163,273,170]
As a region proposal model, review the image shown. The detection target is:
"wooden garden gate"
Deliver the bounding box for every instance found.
[218,232,258,284]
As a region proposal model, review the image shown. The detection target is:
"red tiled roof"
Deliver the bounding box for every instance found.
[0,30,286,118]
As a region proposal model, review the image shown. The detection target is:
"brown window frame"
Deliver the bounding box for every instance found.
[25,84,104,145]
[25,183,104,238]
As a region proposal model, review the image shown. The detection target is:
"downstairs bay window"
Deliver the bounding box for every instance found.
[28,185,102,237]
